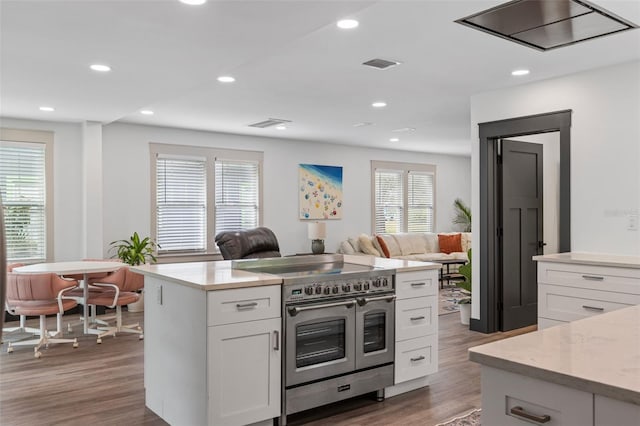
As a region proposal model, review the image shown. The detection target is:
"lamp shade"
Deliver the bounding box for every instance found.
[307,222,326,240]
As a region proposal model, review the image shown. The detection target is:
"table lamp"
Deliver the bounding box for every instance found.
[307,222,326,254]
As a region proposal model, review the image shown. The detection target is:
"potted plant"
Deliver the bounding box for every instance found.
[453,198,472,232]
[109,232,159,312]
[457,248,472,325]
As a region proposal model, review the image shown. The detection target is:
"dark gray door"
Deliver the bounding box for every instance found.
[500,139,543,331]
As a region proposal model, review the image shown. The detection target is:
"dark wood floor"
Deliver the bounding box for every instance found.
[0,311,534,426]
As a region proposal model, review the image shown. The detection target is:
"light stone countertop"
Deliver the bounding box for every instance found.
[469,305,640,405]
[533,252,640,269]
[343,254,442,272]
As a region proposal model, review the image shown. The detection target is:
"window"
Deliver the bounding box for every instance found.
[372,161,435,234]
[0,129,53,263]
[151,144,262,255]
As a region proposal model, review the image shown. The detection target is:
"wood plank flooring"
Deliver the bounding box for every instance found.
[0,311,534,426]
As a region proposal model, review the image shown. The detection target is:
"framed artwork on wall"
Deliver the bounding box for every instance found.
[299,164,343,220]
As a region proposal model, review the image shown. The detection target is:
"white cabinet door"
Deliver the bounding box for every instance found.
[595,395,640,426]
[208,317,281,426]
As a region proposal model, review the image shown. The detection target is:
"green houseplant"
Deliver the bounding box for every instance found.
[109,232,158,266]
[453,198,472,232]
[457,249,472,325]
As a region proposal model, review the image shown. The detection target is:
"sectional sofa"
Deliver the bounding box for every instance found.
[336,232,471,263]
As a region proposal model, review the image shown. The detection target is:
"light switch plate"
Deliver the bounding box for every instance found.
[628,215,638,231]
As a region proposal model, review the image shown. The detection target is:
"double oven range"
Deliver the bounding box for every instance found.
[235,255,396,424]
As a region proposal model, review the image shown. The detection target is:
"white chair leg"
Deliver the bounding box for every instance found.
[8,314,79,357]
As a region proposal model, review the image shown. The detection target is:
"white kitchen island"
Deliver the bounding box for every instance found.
[469,305,640,425]
[133,256,441,426]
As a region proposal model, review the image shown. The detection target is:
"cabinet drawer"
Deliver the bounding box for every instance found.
[394,335,437,384]
[396,270,438,300]
[396,296,437,341]
[539,283,640,323]
[537,317,566,330]
[538,262,640,294]
[481,366,593,426]
[208,285,281,326]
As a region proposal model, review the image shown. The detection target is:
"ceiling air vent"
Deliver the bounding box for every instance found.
[456,0,638,51]
[362,58,401,70]
[248,118,292,128]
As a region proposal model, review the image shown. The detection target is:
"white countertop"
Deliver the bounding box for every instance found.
[469,305,640,405]
[132,255,439,290]
[533,252,640,269]
[13,260,124,275]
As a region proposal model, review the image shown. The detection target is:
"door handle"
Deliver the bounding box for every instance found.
[510,406,551,424]
[582,305,604,312]
[411,282,426,287]
[410,355,425,362]
[288,300,355,316]
[582,275,604,281]
[273,330,279,351]
[357,294,396,306]
[410,316,425,321]
[236,301,258,310]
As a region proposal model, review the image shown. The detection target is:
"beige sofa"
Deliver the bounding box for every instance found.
[336,232,471,263]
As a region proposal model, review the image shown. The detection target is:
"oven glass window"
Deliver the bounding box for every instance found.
[363,311,386,353]
[296,319,345,368]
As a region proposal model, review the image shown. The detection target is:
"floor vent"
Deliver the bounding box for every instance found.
[248,118,292,128]
[362,58,401,70]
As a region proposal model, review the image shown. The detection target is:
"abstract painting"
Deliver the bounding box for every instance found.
[299,164,343,220]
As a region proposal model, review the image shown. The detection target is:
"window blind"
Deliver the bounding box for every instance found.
[0,142,47,262]
[374,170,404,234]
[215,160,259,234]
[156,157,206,252]
[408,171,434,232]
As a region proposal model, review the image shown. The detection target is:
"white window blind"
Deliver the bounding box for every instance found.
[374,170,404,234]
[0,141,47,262]
[408,171,434,232]
[215,160,259,233]
[156,156,206,253]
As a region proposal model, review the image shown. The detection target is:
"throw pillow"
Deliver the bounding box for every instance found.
[339,240,355,255]
[358,234,381,257]
[375,235,391,258]
[438,233,462,254]
[378,234,402,257]
[348,236,361,253]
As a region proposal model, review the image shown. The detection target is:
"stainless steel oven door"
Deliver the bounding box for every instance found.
[285,298,356,387]
[355,293,395,370]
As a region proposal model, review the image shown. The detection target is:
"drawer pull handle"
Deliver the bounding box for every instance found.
[510,406,551,424]
[411,282,426,287]
[273,330,279,351]
[410,355,425,362]
[410,316,425,321]
[236,302,258,310]
[582,275,604,281]
[582,305,604,312]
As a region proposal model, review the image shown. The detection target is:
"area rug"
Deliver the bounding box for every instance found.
[436,408,481,426]
[439,286,469,315]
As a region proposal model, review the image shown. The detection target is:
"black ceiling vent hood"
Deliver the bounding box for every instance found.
[456,0,638,51]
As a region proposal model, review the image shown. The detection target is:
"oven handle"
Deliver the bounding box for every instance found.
[357,294,396,306]
[287,300,355,316]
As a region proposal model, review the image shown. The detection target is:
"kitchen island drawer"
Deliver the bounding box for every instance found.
[481,366,593,426]
[395,296,437,341]
[394,335,437,384]
[538,262,640,293]
[396,270,438,299]
[539,283,640,323]
[208,285,280,326]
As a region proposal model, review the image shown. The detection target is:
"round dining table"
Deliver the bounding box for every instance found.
[12,261,124,334]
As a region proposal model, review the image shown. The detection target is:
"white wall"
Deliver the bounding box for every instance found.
[0,117,84,261]
[102,122,471,257]
[470,61,640,320]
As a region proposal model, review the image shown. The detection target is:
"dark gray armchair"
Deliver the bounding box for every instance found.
[215,227,282,260]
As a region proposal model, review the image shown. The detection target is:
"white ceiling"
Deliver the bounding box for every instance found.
[1,0,639,155]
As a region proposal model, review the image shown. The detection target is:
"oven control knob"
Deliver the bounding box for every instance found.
[315,286,322,295]
[373,279,381,287]
[304,286,314,295]
[353,282,362,291]
[323,287,331,295]
[332,286,339,294]
[364,282,370,291]
[382,278,388,287]
[342,284,351,292]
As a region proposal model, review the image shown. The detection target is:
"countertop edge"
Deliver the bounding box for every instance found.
[533,253,640,269]
[131,267,283,291]
[469,350,640,406]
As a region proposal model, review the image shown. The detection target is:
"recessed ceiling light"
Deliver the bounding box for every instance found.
[512,69,530,76]
[179,0,207,5]
[337,19,359,29]
[217,76,235,83]
[140,110,154,115]
[390,138,400,142]
[39,106,55,112]
[90,64,111,72]
[275,125,287,130]
[372,102,387,108]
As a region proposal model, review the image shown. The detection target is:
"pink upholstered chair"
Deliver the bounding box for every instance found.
[2,263,41,337]
[5,272,80,358]
[87,266,144,343]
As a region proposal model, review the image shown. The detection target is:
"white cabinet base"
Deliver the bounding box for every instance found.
[385,376,430,398]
